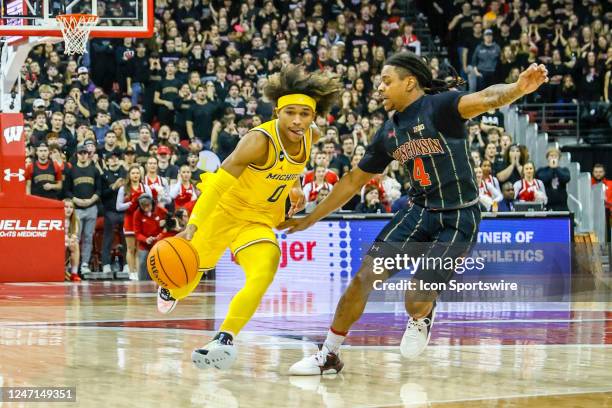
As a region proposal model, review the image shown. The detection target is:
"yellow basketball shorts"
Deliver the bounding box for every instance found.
[171,206,279,299]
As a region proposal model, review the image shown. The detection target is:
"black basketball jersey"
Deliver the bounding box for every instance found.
[358,91,478,210]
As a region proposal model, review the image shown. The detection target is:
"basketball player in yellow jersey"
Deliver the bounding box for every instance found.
[156,65,342,370]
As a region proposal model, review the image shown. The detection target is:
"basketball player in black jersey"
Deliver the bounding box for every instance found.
[281,52,548,375]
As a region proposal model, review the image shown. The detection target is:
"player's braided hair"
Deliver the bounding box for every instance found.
[264,64,342,114]
[384,51,465,94]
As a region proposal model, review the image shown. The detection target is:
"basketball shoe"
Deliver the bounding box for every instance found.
[288,345,344,376]
[400,302,436,359]
[192,332,237,370]
[157,287,177,314]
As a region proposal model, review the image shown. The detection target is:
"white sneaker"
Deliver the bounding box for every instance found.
[192,333,237,370]
[157,287,178,314]
[289,345,344,376]
[122,264,130,274]
[129,272,138,281]
[400,305,436,359]
[80,264,91,274]
[102,264,112,274]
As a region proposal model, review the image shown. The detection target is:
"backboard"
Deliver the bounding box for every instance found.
[0,0,153,39]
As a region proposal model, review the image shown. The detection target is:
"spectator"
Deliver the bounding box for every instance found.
[303,165,334,206]
[185,152,204,186]
[471,28,501,90]
[64,198,81,282]
[481,159,500,191]
[169,165,198,214]
[134,126,154,166]
[536,148,571,211]
[475,166,502,211]
[303,151,339,186]
[467,121,485,152]
[124,106,144,143]
[133,193,167,281]
[64,144,101,274]
[97,130,122,160]
[497,182,516,212]
[100,151,127,275]
[186,84,222,147]
[154,60,181,126]
[330,134,354,178]
[156,145,179,185]
[591,164,612,212]
[116,165,152,278]
[514,162,547,205]
[144,156,171,207]
[355,185,386,214]
[497,144,528,184]
[25,142,63,200]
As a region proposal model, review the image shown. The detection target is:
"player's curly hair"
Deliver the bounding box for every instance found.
[384,51,466,94]
[264,64,342,114]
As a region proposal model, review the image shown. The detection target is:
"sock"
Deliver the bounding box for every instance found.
[323,328,347,354]
[71,266,78,274]
[214,331,235,345]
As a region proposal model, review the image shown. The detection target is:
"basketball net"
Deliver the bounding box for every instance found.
[55,14,99,55]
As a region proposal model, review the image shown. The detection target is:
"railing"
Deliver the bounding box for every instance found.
[516,103,580,141]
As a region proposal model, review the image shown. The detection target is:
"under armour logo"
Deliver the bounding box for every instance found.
[3,126,23,144]
[3,168,25,182]
[279,152,285,161]
[371,244,380,252]
[387,130,396,139]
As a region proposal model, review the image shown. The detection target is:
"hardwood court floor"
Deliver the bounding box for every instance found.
[0,280,610,408]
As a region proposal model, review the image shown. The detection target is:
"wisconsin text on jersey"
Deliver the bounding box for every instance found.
[391,138,445,164]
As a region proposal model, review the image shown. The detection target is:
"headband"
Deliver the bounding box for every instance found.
[277,94,316,112]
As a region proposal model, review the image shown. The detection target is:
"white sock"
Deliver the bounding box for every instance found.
[323,329,346,354]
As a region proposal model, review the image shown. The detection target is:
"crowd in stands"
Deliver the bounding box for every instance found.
[13,0,610,279]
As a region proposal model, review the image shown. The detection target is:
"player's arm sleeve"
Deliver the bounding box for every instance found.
[432,91,470,138]
[357,126,393,174]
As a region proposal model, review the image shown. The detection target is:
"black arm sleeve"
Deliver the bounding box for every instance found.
[357,124,393,174]
[431,91,469,138]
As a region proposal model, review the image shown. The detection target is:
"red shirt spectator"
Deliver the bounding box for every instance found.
[303,168,339,185]
[170,165,198,213]
[133,200,168,251]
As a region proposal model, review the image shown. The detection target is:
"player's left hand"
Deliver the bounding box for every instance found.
[517,63,549,95]
[278,216,314,234]
[288,187,305,217]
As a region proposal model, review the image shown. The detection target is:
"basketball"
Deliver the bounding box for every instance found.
[147,237,199,290]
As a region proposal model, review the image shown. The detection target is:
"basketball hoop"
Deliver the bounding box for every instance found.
[55,14,99,55]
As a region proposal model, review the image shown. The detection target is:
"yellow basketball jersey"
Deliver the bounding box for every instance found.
[218,119,313,227]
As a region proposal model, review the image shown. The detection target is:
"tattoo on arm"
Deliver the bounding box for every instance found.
[459,82,524,119]
[480,83,524,110]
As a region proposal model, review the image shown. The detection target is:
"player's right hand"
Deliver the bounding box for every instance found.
[277,217,313,234]
[177,224,197,241]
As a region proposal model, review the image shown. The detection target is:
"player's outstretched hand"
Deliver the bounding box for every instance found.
[278,216,314,234]
[177,224,197,241]
[288,187,306,217]
[517,63,549,95]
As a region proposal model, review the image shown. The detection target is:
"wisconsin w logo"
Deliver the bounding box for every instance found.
[3,126,23,144]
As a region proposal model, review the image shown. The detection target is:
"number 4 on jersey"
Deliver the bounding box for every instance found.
[412,157,432,187]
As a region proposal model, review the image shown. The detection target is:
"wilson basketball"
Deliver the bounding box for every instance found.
[147,237,199,290]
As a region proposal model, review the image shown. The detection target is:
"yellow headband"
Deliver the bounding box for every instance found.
[277,94,316,112]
